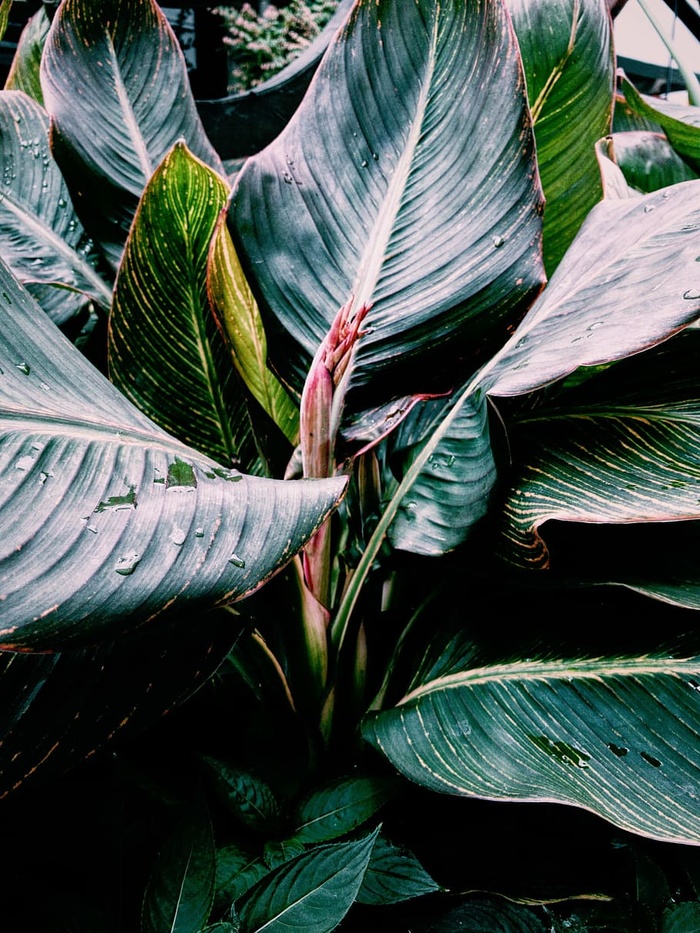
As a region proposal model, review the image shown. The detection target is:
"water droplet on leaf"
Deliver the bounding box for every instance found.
[115,552,140,575]
[228,553,246,568]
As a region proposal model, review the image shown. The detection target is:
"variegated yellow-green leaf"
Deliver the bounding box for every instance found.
[40,0,224,269]
[364,654,700,843]
[0,90,112,322]
[0,0,10,44]
[4,6,49,105]
[507,0,614,274]
[0,257,345,651]
[208,213,299,445]
[109,142,255,469]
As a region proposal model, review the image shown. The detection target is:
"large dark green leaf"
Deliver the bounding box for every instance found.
[142,796,216,933]
[109,142,253,468]
[508,0,614,274]
[231,0,545,410]
[364,654,700,843]
[40,0,224,269]
[236,829,378,932]
[0,90,112,322]
[4,6,49,105]
[494,331,700,598]
[0,608,240,797]
[0,258,345,650]
[481,180,700,397]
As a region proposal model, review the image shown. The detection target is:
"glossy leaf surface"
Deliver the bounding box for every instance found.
[388,390,496,556]
[109,143,249,467]
[0,90,112,322]
[356,835,441,905]
[231,0,545,408]
[0,258,345,650]
[4,6,48,105]
[508,0,614,273]
[142,798,215,933]
[496,331,700,588]
[237,830,378,933]
[208,210,299,445]
[610,131,698,193]
[482,180,700,397]
[40,0,224,268]
[293,775,395,844]
[622,79,700,173]
[364,655,700,843]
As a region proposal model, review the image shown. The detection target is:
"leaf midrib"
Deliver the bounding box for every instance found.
[0,408,202,456]
[400,655,700,704]
[349,13,438,318]
[1,191,113,307]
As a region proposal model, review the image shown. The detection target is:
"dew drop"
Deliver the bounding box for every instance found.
[228,553,246,568]
[57,197,67,208]
[643,204,655,213]
[15,455,35,471]
[194,527,204,538]
[115,552,140,575]
[171,526,187,546]
[492,234,505,248]
[282,172,293,185]
[683,289,700,300]
[372,152,379,160]
[15,362,30,375]
[361,159,368,168]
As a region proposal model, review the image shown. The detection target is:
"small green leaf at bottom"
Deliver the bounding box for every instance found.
[141,798,216,933]
[356,834,442,905]
[236,828,379,933]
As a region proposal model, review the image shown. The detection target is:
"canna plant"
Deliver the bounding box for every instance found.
[2,0,700,929]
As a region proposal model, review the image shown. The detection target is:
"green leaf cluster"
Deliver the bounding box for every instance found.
[2,0,700,929]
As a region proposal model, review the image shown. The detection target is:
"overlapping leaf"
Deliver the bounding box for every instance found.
[236,830,378,932]
[610,131,698,193]
[0,258,345,650]
[4,6,49,105]
[364,654,700,844]
[231,0,545,410]
[495,330,700,586]
[40,0,224,268]
[622,78,700,173]
[208,209,299,446]
[109,142,255,469]
[0,608,241,797]
[481,180,700,397]
[388,390,497,556]
[0,90,112,322]
[507,0,614,274]
[142,797,216,933]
